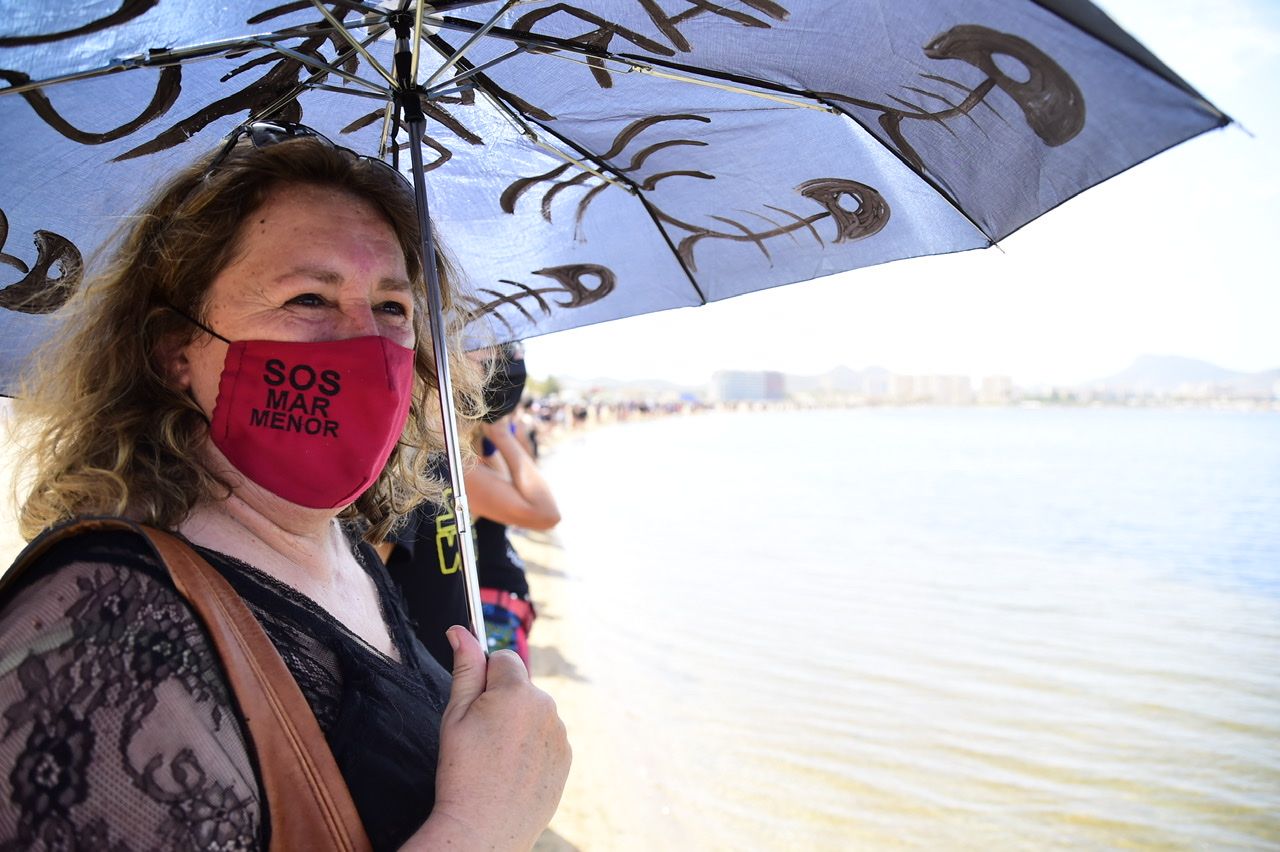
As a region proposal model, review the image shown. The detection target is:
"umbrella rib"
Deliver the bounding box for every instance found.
[252,38,389,95]
[424,15,827,104]
[422,47,524,97]
[378,100,395,158]
[409,0,426,83]
[426,15,834,113]
[520,47,833,112]
[303,82,393,101]
[422,0,519,89]
[631,65,833,113]
[0,65,133,99]
[307,0,397,88]
[252,28,389,122]
[0,23,385,98]
[336,0,505,18]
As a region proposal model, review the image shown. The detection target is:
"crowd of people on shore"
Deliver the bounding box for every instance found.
[511,395,705,459]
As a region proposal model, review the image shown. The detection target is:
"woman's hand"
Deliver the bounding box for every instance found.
[406,626,571,850]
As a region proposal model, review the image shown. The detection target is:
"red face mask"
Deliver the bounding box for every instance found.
[204,334,416,509]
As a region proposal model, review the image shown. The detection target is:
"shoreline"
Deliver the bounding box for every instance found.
[519,529,628,852]
[521,523,694,852]
[524,398,1277,468]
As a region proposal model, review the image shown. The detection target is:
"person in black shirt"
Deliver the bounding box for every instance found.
[377,458,469,670]
[384,345,559,669]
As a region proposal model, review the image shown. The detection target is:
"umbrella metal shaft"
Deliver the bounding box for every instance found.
[408,127,486,648]
[397,72,487,649]
[386,9,486,649]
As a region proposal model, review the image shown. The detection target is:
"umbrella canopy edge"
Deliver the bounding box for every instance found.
[1030,0,1231,120]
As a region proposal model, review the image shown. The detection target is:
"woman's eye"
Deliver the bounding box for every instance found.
[287,293,326,308]
[378,301,409,317]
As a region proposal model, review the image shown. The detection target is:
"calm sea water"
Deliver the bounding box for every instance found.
[539,407,1280,851]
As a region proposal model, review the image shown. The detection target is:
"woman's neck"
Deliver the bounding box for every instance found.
[180,491,347,584]
[174,443,398,659]
[179,439,348,576]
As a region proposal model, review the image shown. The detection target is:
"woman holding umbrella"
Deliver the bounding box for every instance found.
[0,123,569,849]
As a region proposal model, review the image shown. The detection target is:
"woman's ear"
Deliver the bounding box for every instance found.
[154,331,193,391]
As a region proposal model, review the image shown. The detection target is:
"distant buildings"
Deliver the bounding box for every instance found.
[714,368,1021,406]
[681,359,1277,410]
[710,370,786,402]
[979,375,1014,405]
[889,375,975,405]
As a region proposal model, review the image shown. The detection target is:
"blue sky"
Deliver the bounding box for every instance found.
[524,0,1280,387]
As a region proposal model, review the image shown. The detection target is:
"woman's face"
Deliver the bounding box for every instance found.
[174,182,415,413]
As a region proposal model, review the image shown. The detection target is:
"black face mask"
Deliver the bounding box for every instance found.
[481,356,527,422]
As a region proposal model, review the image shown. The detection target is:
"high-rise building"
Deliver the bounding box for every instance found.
[979,375,1013,404]
[711,370,786,402]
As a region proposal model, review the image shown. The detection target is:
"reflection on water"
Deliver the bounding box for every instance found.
[543,408,1280,850]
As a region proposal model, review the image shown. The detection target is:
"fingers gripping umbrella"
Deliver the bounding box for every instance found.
[0,1,1229,640]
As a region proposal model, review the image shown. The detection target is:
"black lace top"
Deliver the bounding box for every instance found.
[0,528,452,851]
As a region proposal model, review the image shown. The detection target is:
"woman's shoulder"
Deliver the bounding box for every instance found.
[0,527,179,639]
[0,526,214,702]
[7,526,168,584]
[0,526,262,848]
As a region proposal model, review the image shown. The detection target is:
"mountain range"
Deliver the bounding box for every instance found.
[1087,355,1280,396]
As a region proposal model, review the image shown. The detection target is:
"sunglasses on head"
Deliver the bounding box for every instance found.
[205,119,410,188]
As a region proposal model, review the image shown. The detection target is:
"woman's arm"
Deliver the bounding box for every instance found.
[465,418,560,531]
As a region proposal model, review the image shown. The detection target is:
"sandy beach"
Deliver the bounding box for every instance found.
[522,421,699,850]
[521,528,631,852]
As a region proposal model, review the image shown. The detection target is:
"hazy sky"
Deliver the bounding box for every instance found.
[523,0,1280,387]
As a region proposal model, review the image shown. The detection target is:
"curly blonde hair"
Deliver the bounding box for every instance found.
[13,133,486,543]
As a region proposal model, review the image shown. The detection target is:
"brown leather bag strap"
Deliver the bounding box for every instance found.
[4,518,372,852]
